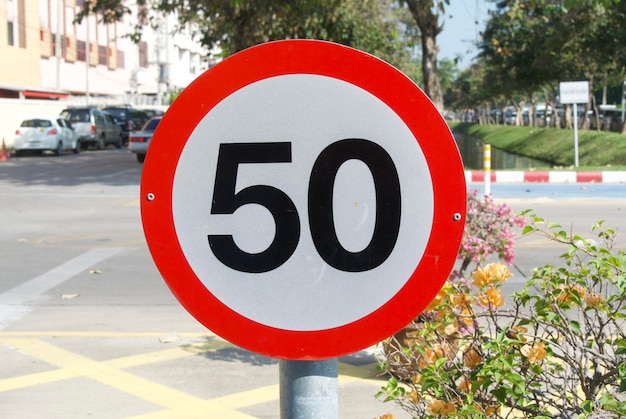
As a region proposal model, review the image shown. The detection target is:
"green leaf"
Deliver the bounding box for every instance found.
[492,386,509,403]
[547,221,561,230]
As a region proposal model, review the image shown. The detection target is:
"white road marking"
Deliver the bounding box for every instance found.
[0,248,123,330]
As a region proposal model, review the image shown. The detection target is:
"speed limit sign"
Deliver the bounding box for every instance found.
[141,40,466,360]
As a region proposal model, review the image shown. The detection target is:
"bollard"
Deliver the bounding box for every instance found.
[1,138,8,162]
[483,143,491,195]
[279,359,338,419]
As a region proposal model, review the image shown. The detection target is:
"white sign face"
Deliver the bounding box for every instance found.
[172,74,433,331]
[141,40,466,360]
[560,81,589,104]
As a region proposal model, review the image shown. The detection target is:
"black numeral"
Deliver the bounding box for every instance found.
[208,143,300,273]
[208,140,401,273]
[308,139,401,272]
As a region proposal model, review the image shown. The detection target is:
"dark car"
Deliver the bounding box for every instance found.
[141,108,165,118]
[102,106,150,144]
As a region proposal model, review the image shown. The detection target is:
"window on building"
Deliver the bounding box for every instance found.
[77,40,86,61]
[17,0,26,48]
[138,41,148,68]
[7,0,16,46]
[7,22,14,46]
[98,45,106,65]
[51,33,63,56]
[39,0,48,28]
[117,50,125,69]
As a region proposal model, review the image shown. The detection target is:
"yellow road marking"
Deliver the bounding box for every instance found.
[339,361,387,387]
[0,368,76,393]
[0,338,256,419]
[0,334,386,419]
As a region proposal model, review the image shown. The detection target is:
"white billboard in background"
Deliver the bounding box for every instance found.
[560,81,589,104]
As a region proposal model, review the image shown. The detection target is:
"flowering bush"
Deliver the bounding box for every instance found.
[376,193,626,418]
[453,189,525,281]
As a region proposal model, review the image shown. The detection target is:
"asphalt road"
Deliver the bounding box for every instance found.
[1,148,626,418]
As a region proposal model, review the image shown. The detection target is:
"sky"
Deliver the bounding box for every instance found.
[436,0,494,69]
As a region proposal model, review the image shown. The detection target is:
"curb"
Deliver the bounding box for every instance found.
[465,171,626,184]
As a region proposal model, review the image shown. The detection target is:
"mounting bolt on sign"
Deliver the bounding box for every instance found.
[140,40,466,360]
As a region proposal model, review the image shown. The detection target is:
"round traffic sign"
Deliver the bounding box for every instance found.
[141,40,466,360]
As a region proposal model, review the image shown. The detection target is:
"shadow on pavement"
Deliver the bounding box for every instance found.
[0,148,142,188]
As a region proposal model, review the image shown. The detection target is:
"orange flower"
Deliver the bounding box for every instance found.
[426,283,451,311]
[410,373,422,385]
[443,320,459,336]
[458,306,474,329]
[457,376,472,392]
[521,341,547,363]
[585,292,604,307]
[508,325,528,342]
[418,345,445,369]
[485,404,501,415]
[463,346,482,368]
[557,284,587,304]
[378,415,396,419]
[472,263,512,288]
[486,262,513,282]
[479,287,505,307]
[426,399,456,415]
[407,389,420,402]
[471,266,490,288]
[449,291,471,307]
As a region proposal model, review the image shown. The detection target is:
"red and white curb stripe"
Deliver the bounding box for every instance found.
[465,171,626,184]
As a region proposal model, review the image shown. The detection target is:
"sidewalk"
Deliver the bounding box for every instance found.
[465,170,626,183]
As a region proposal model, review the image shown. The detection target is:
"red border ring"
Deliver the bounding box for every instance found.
[141,40,466,360]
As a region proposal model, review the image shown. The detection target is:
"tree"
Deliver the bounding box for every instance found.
[77,0,416,79]
[477,0,626,129]
[400,0,449,112]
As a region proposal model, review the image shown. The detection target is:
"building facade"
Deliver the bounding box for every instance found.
[1,0,210,104]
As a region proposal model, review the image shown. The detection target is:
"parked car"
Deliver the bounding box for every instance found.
[102,106,150,144]
[602,109,623,132]
[609,112,625,133]
[13,117,80,156]
[128,116,161,163]
[59,107,123,149]
[140,108,165,118]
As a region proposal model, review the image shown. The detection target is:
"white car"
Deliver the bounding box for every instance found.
[129,116,161,163]
[14,117,80,156]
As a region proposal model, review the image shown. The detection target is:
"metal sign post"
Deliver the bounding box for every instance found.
[573,103,580,167]
[560,81,589,167]
[280,359,338,418]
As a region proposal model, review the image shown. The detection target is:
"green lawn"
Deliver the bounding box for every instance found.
[449,122,626,170]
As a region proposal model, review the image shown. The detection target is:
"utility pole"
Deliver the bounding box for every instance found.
[55,0,62,89]
[85,5,90,105]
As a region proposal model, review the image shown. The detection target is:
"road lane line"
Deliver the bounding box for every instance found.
[0,248,123,330]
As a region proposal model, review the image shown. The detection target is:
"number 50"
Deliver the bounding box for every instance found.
[208,139,401,274]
